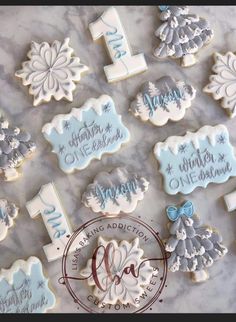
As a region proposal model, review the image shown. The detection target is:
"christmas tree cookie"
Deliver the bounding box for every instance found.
[165,200,227,282]
[154,6,214,67]
[0,112,36,181]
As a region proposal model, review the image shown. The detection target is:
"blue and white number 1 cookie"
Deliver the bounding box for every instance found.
[0,257,56,313]
[89,7,148,83]
[154,124,236,195]
[130,76,196,126]
[15,38,89,106]
[42,95,130,174]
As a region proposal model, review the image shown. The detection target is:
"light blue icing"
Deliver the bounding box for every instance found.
[94,178,138,209]
[166,200,194,221]
[101,17,126,60]
[38,193,66,239]
[0,260,55,313]
[43,100,130,173]
[155,131,236,195]
[159,6,169,11]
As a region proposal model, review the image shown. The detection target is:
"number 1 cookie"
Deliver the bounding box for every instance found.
[89,6,148,83]
[15,38,89,106]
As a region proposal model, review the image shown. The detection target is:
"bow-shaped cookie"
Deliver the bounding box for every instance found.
[166,200,194,221]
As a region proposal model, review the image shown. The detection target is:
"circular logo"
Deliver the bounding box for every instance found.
[59,215,168,313]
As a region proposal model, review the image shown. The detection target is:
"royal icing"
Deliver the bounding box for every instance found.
[204,52,236,118]
[0,257,56,313]
[154,6,214,67]
[0,199,18,242]
[130,76,196,126]
[153,124,236,195]
[26,182,85,262]
[42,95,130,174]
[165,201,228,282]
[0,112,36,182]
[80,237,153,307]
[89,7,148,83]
[82,167,149,215]
[15,38,89,106]
[224,189,236,212]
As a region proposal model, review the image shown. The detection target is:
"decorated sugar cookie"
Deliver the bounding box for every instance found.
[89,6,148,83]
[165,201,227,282]
[0,257,56,313]
[0,112,36,181]
[0,199,18,242]
[26,182,87,262]
[154,6,214,67]
[82,167,149,215]
[42,95,130,174]
[15,38,89,106]
[130,76,196,126]
[204,52,236,118]
[80,236,153,307]
[224,189,236,212]
[153,124,236,195]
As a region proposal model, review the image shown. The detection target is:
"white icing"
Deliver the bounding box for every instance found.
[89,7,147,83]
[15,38,89,106]
[26,182,88,262]
[204,52,236,118]
[176,229,187,240]
[82,167,149,215]
[80,237,153,307]
[169,256,180,272]
[0,199,18,242]
[224,190,236,212]
[42,94,112,135]
[191,269,209,283]
[154,124,228,157]
[0,256,40,285]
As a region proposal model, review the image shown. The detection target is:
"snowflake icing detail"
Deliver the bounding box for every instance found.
[218,153,226,162]
[178,144,187,154]
[37,280,45,289]
[103,102,111,113]
[217,134,226,144]
[58,145,66,155]
[166,163,173,175]
[80,237,153,307]
[15,38,89,106]
[204,52,236,118]
[105,123,112,133]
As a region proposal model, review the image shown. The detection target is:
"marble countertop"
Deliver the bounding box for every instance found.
[0,5,236,313]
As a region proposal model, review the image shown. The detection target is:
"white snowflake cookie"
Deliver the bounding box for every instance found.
[204,52,236,118]
[80,237,153,307]
[15,38,89,106]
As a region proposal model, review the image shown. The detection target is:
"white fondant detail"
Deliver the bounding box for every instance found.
[191,269,209,283]
[26,182,87,262]
[89,7,147,82]
[0,256,40,285]
[224,190,236,212]
[42,94,112,135]
[0,199,18,242]
[154,124,227,156]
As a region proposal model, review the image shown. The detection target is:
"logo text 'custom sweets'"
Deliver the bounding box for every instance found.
[154,124,236,195]
[42,95,130,174]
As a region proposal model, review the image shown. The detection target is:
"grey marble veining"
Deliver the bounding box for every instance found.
[0,5,236,313]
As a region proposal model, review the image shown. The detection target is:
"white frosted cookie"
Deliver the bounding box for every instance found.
[204,52,236,118]
[42,95,130,174]
[0,199,18,242]
[130,76,196,126]
[165,200,228,283]
[0,257,56,313]
[154,6,214,67]
[26,182,87,262]
[89,6,147,83]
[80,237,153,307]
[15,38,89,106]
[82,167,149,215]
[0,112,36,182]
